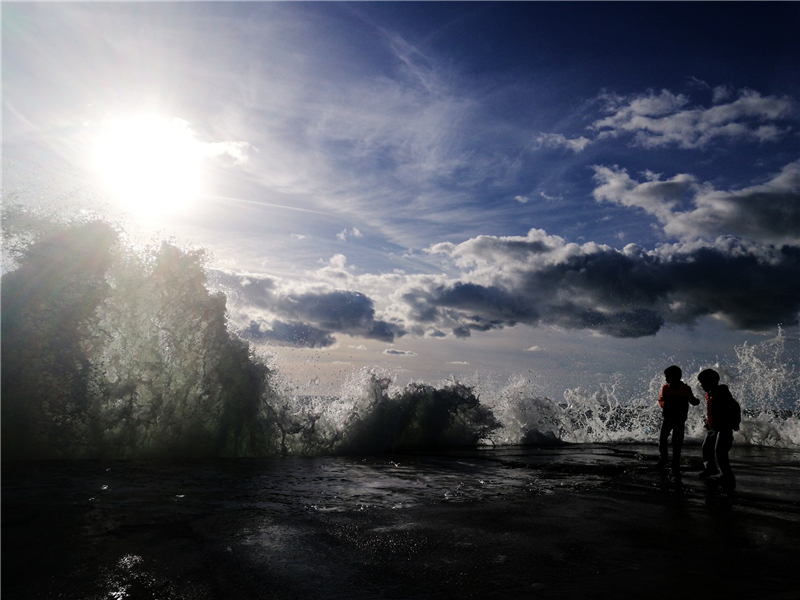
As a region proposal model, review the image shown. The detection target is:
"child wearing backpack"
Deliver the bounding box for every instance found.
[697,368,740,489]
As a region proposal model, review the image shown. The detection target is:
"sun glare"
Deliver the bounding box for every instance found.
[93,115,205,215]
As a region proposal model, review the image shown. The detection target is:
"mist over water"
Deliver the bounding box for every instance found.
[2,214,798,460]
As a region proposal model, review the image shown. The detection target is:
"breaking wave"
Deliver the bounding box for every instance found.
[2,214,798,459]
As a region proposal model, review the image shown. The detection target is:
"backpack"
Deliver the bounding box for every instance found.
[729,397,742,431]
[715,385,741,431]
[721,388,741,431]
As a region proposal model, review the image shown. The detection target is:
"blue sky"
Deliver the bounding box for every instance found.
[3,2,799,399]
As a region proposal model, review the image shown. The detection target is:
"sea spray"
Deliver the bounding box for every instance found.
[725,327,799,447]
[0,216,500,458]
[476,345,798,447]
[266,370,500,455]
[2,217,272,459]
[480,376,564,445]
[2,214,798,459]
[479,375,664,446]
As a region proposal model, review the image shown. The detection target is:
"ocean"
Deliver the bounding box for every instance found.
[2,218,799,598]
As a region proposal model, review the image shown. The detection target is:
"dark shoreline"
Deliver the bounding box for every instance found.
[3,445,799,599]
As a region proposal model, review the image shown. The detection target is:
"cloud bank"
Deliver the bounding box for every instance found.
[216,158,800,345]
[403,230,800,338]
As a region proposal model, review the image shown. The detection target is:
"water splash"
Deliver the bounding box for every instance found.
[727,327,799,447]
[476,333,799,449]
[2,215,797,459]
[479,375,665,446]
[2,217,270,459]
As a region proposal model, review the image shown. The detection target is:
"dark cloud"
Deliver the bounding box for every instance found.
[210,270,277,305]
[277,290,377,331]
[529,246,669,308]
[660,241,800,330]
[403,282,537,337]
[269,289,402,342]
[214,223,800,344]
[242,320,336,348]
[403,233,800,338]
[365,319,402,343]
[543,305,665,338]
[213,270,405,346]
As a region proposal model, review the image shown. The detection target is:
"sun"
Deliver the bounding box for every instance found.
[93,115,205,215]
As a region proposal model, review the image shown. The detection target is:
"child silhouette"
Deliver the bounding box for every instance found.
[656,365,700,475]
[697,368,737,489]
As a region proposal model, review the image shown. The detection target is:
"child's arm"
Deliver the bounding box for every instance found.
[683,382,700,405]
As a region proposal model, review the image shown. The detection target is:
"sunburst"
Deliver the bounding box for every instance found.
[93,115,205,215]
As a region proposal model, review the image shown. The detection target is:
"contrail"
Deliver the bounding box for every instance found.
[202,194,332,216]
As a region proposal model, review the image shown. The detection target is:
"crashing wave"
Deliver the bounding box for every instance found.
[2,215,797,459]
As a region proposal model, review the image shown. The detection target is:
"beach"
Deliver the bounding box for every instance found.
[3,444,799,599]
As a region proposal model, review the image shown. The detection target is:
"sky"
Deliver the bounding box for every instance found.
[3,2,800,400]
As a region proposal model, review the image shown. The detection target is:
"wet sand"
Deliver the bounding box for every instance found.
[3,445,799,599]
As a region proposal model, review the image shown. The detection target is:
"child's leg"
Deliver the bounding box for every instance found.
[715,429,734,482]
[658,419,672,461]
[672,421,685,470]
[702,429,718,473]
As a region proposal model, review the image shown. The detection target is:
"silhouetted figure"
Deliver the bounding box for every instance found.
[697,368,738,490]
[656,365,700,475]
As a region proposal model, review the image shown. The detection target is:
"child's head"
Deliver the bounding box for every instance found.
[664,365,682,385]
[697,368,720,392]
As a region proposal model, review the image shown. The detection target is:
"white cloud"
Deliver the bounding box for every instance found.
[539,191,562,202]
[515,195,530,204]
[525,346,542,352]
[203,140,251,163]
[383,348,418,356]
[712,85,733,104]
[591,88,796,149]
[592,165,699,223]
[665,161,800,244]
[337,228,364,241]
[428,228,578,275]
[448,361,470,364]
[593,161,800,245]
[533,132,592,152]
[328,254,348,269]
